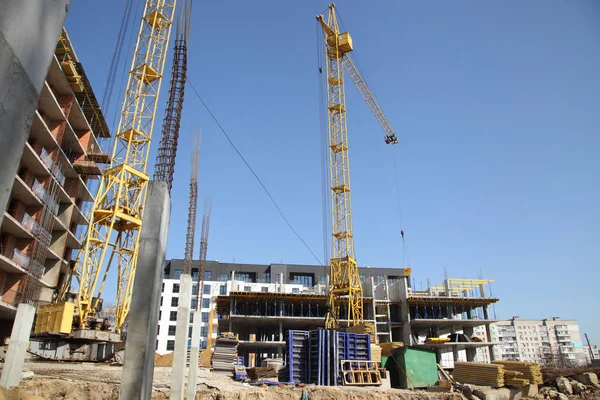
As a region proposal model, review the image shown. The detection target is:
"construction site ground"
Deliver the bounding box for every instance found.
[0,362,462,400]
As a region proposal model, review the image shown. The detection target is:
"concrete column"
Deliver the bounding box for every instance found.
[398,277,412,345]
[119,182,170,400]
[0,304,35,389]
[171,273,192,400]
[186,310,201,400]
[0,0,70,225]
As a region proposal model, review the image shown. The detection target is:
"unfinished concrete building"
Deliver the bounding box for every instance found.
[0,28,110,338]
[158,260,499,369]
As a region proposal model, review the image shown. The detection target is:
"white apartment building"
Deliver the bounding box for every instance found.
[489,317,588,367]
[156,277,307,354]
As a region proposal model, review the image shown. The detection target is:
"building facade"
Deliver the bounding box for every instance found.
[489,317,588,367]
[0,29,109,338]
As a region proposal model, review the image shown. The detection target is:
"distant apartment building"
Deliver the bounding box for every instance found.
[489,317,588,367]
[583,345,599,364]
[0,29,109,338]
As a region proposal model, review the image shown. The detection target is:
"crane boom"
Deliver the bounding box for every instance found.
[342,57,398,145]
[317,3,397,328]
[74,0,177,332]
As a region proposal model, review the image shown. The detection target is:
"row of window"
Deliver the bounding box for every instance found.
[161,297,212,309]
[166,283,228,296]
[170,270,229,281]
[160,310,211,323]
[163,339,208,351]
[158,324,209,337]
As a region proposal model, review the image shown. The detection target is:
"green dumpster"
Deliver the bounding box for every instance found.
[387,347,439,389]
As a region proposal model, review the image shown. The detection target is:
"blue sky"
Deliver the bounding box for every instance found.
[64,1,600,343]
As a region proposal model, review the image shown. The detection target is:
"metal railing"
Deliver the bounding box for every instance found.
[31,180,59,214]
[12,248,31,269]
[39,147,66,186]
[21,212,41,234]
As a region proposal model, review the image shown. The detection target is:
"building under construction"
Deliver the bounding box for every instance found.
[158,260,498,369]
[0,28,110,339]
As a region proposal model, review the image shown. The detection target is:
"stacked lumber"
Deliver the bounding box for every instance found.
[370,344,382,363]
[246,366,277,380]
[492,361,543,385]
[346,322,376,343]
[453,362,505,387]
[154,352,174,366]
[212,336,239,374]
[378,342,404,356]
[504,370,530,386]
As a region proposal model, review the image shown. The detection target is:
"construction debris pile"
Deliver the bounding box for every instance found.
[212,334,239,375]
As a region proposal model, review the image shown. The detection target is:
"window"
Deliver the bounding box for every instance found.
[320,275,327,285]
[159,311,162,320]
[160,297,163,306]
[218,273,228,282]
[168,325,176,336]
[192,270,199,280]
[156,340,159,350]
[204,271,212,280]
[219,285,227,295]
[191,298,197,309]
[375,275,384,285]
[162,283,165,291]
[237,272,254,282]
[173,269,182,279]
[290,273,313,287]
[202,298,210,308]
[292,288,299,293]
[261,272,271,282]
[192,285,198,295]
[173,284,180,293]
[170,311,177,321]
[261,287,268,293]
[171,297,178,307]
[202,312,209,322]
[189,326,193,337]
[200,340,207,350]
[167,340,175,351]
[204,284,211,294]
[244,285,251,292]
[157,325,160,335]
[189,312,194,323]
[200,326,207,337]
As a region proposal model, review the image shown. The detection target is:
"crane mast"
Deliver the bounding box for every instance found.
[75,0,177,332]
[317,3,397,328]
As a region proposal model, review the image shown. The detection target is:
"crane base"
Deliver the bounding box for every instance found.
[29,330,125,362]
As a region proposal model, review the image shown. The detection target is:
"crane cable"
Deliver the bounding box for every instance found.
[187,79,323,267]
[392,146,411,270]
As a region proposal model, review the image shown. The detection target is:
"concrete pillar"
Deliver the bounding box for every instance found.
[171,273,192,400]
[0,303,35,389]
[0,0,70,225]
[186,310,201,400]
[119,182,170,400]
[398,277,412,345]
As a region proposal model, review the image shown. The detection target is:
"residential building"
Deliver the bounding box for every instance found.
[489,317,588,367]
[0,28,109,338]
[583,345,599,365]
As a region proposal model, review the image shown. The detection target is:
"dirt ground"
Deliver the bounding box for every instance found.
[0,362,462,400]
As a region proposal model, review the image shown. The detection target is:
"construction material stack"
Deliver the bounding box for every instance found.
[212,334,239,375]
[453,362,505,387]
[493,361,543,385]
[279,330,309,383]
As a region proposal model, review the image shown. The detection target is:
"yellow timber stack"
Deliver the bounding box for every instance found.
[57,1,177,333]
[317,3,398,328]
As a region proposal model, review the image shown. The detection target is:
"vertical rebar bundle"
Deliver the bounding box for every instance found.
[195,196,212,310]
[182,132,200,276]
[153,0,193,193]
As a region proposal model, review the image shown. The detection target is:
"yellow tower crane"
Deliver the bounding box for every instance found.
[317,3,398,328]
[59,1,177,333]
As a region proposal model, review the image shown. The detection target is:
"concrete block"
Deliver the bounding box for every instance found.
[0,303,36,389]
[380,370,391,390]
[555,377,572,395]
[119,182,170,400]
[570,380,586,395]
[574,372,599,388]
[521,384,538,397]
[473,387,511,400]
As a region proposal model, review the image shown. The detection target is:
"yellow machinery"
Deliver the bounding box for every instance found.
[54,1,177,333]
[317,3,398,328]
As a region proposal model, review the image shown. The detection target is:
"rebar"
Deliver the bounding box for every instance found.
[195,196,212,310]
[182,132,200,275]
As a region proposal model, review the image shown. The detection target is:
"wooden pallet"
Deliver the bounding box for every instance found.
[340,360,382,386]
